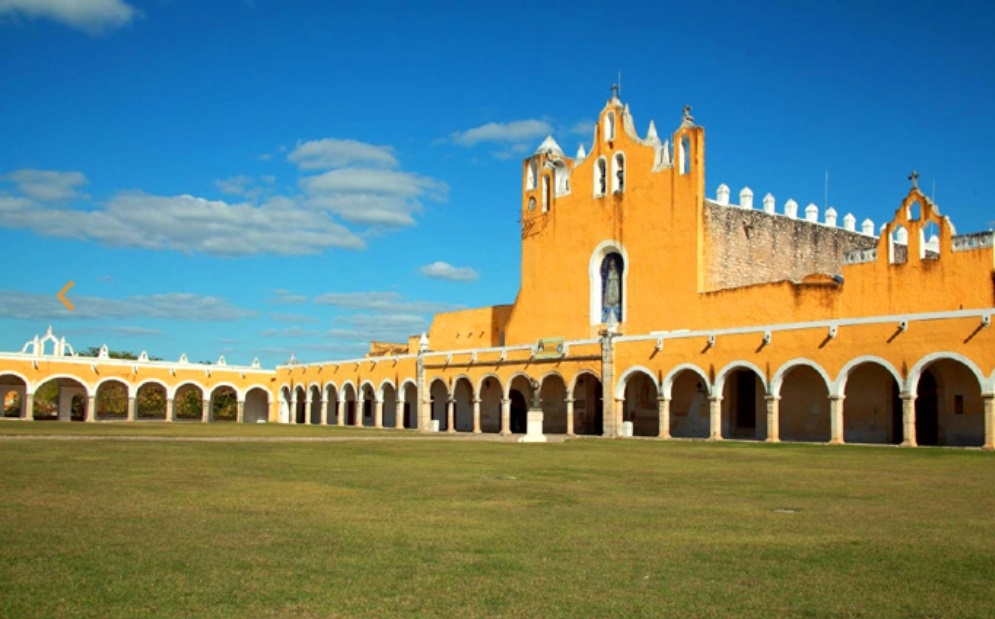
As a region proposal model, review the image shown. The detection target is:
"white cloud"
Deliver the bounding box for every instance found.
[270,312,319,324]
[62,326,162,337]
[450,120,553,147]
[419,261,479,282]
[3,169,87,201]
[300,168,446,226]
[214,175,255,196]
[311,291,461,314]
[288,138,397,170]
[0,184,365,256]
[0,290,255,321]
[260,327,322,338]
[0,0,139,34]
[568,120,595,136]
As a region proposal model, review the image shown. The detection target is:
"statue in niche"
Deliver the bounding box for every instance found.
[601,253,623,322]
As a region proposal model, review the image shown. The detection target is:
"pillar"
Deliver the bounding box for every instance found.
[614,398,625,437]
[23,392,34,421]
[601,330,616,437]
[982,393,994,450]
[374,399,383,429]
[289,394,298,425]
[320,395,329,426]
[304,394,313,425]
[202,398,210,423]
[709,396,723,440]
[336,399,345,427]
[657,396,671,439]
[165,398,174,422]
[236,400,245,424]
[901,393,917,447]
[127,396,136,422]
[501,398,511,436]
[565,397,575,436]
[86,394,95,422]
[829,395,845,445]
[446,397,455,434]
[764,395,780,443]
[396,400,405,429]
[355,401,363,427]
[472,397,481,434]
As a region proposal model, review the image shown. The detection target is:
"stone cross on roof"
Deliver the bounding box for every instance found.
[909,170,919,189]
[683,104,694,123]
[610,83,620,99]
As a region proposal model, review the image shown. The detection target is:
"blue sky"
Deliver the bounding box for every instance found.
[1,0,993,367]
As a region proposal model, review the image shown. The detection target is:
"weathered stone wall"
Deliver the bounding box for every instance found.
[704,201,878,290]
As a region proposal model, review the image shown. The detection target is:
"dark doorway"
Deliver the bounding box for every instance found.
[734,370,756,433]
[891,382,903,444]
[916,370,939,446]
[510,390,528,433]
[593,382,604,436]
[403,402,411,428]
[347,401,356,425]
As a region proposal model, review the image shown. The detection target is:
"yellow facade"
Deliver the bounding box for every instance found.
[3,94,993,448]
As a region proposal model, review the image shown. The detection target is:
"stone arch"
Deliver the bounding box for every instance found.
[244,387,269,423]
[841,359,902,445]
[611,151,625,194]
[400,380,418,429]
[340,382,358,426]
[589,240,630,327]
[777,363,831,443]
[908,354,986,447]
[359,382,377,427]
[211,383,239,422]
[175,383,206,421]
[770,359,832,398]
[507,373,534,434]
[1,372,30,419]
[835,356,904,398]
[539,371,568,434]
[594,156,607,197]
[307,383,322,425]
[324,382,339,425]
[570,371,603,436]
[380,380,398,428]
[135,380,168,420]
[429,377,449,431]
[715,362,768,440]
[29,375,89,421]
[619,367,658,437]
[293,384,307,424]
[452,375,474,432]
[478,374,503,433]
[278,385,292,424]
[668,366,710,439]
[95,378,130,420]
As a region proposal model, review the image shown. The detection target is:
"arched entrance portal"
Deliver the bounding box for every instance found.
[721,369,766,440]
[843,362,902,445]
[244,387,269,423]
[622,371,658,437]
[778,365,830,443]
[669,369,709,439]
[572,372,603,436]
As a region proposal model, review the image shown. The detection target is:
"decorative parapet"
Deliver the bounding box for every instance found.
[711,184,876,237]
[843,248,878,265]
[952,231,995,252]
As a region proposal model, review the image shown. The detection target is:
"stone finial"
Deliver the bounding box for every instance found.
[418,332,429,353]
[843,213,856,231]
[784,199,798,219]
[739,187,754,209]
[646,120,659,143]
[825,207,838,227]
[805,203,819,222]
[909,170,919,189]
[216,355,227,366]
[763,193,775,214]
[251,357,261,368]
[98,344,109,359]
[179,353,189,364]
[138,350,149,362]
[716,183,730,205]
[576,144,586,159]
[862,218,875,235]
[682,104,694,124]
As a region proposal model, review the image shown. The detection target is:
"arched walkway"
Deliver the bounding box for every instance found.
[668,368,709,439]
[136,382,168,420]
[341,384,357,426]
[1,373,28,418]
[912,358,985,447]
[244,387,269,423]
[452,377,474,432]
[308,385,322,425]
[507,375,533,434]
[571,372,603,436]
[401,382,417,429]
[429,379,448,431]
[778,365,830,443]
[479,376,502,433]
[621,369,658,437]
[96,379,129,421]
[175,383,205,421]
[211,385,238,422]
[540,374,567,434]
[382,382,398,429]
[720,367,767,440]
[32,376,89,421]
[360,383,376,427]
[843,362,902,444]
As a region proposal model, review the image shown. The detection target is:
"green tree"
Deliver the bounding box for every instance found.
[212,388,238,421]
[137,384,167,418]
[175,385,203,419]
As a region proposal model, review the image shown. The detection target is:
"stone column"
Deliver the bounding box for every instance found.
[320,396,329,426]
[657,396,671,439]
[764,395,780,443]
[601,333,616,437]
[202,398,211,423]
[374,399,383,429]
[23,392,34,421]
[565,397,575,436]
[396,400,405,429]
[86,394,95,422]
[982,393,994,450]
[501,398,511,436]
[127,396,136,422]
[829,395,845,445]
[165,398,174,422]
[289,394,298,425]
[304,394,313,425]
[472,397,481,434]
[446,397,455,434]
[336,399,345,427]
[708,396,723,440]
[416,353,430,433]
[236,400,245,424]
[901,394,917,447]
[355,402,363,427]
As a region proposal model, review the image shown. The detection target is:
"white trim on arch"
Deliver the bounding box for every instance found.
[209,382,243,402]
[661,363,711,399]
[589,240,630,327]
[28,373,92,397]
[504,372,535,400]
[770,358,832,398]
[0,370,31,390]
[834,356,903,398]
[614,365,658,400]
[538,370,567,391]
[475,373,503,396]
[568,370,601,394]
[714,361,769,396]
[93,376,133,398]
[906,352,987,395]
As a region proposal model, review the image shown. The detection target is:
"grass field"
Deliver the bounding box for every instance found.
[1,424,993,618]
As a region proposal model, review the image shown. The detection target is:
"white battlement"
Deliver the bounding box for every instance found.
[712,184,876,237]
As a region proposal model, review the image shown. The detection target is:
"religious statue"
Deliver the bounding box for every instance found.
[602,255,622,322]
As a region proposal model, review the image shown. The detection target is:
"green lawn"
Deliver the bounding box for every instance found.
[1,428,993,618]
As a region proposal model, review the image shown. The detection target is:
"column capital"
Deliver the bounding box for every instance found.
[501,398,511,405]
[473,397,482,404]
[564,397,575,404]
[708,395,723,402]
[900,392,917,402]
[828,394,846,402]
[656,395,671,403]
[764,394,781,402]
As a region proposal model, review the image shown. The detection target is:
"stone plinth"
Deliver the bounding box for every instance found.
[518,410,547,443]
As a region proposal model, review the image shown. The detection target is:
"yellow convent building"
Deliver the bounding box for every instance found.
[3,93,994,448]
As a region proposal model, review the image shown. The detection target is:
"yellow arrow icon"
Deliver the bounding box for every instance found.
[58,280,75,311]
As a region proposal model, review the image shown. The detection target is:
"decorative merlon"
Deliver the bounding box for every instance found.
[740,187,753,209]
[763,193,775,214]
[716,183,730,205]
[825,207,837,227]
[784,199,798,219]
[805,203,819,223]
